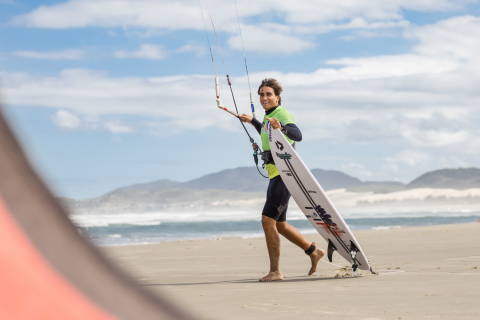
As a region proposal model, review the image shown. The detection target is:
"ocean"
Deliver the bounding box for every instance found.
[71,208,480,246]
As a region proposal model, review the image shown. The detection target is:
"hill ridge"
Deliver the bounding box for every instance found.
[107,166,402,197]
[406,167,480,190]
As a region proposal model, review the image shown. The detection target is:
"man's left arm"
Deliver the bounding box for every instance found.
[281,123,302,142]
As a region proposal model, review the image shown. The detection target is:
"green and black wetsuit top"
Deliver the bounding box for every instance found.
[251,106,302,179]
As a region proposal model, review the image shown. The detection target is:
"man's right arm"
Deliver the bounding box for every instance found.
[251,118,262,134]
[239,113,262,135]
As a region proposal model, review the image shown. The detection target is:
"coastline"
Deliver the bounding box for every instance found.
[101,222,480,319]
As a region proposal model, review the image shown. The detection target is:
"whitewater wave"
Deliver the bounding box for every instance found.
[371,226,402,231]
[69,210,262,228]
[69,207,480,228]
[340,207,480,219]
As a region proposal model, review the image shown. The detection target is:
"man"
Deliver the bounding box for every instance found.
[239,78,325,282]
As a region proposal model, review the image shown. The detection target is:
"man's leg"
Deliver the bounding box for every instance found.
[259,215,283,282]
[277,221,325,275]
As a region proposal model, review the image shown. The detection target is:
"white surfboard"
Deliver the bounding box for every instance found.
[269,126,372,273]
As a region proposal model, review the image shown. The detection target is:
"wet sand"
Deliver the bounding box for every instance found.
[102,223,480,319]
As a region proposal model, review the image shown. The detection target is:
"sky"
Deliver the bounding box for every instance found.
[1,0,480,199]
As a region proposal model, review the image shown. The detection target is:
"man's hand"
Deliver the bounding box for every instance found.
[239,114,253,123]
[266,117,281,129]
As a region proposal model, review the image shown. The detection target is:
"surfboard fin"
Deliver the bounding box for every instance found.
[327,239,337,263]
[350,241,359,276]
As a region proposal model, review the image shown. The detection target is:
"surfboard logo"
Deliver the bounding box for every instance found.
[316,222,346,235]
[276,152,292,160]
[267,122,272,141]
[315,205,346,235]
[315,205,334,224]
[275,141,284,151]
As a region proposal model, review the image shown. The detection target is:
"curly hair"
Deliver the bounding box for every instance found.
[258,78,283,106]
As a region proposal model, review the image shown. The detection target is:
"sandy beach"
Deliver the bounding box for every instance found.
[102,223,480,319]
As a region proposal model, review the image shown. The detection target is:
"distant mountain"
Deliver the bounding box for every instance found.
[97,167,480,201]
[109,179,180,194]
[104,167,369,196]
[311,168,362,190]
[104,167,269,195]
[73,188,265,213]
[180,167,268,192]
[406,168,480,190]
[65,167,480,214]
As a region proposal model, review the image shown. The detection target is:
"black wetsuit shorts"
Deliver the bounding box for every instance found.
[262,175,291,222]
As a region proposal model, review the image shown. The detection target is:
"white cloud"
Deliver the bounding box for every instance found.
[341,113,472,149]
[173,44,205,56]
[295,18,410,35]
[3,15,480,154]
[104,120,133,133]
[4,14,480,182]
[52,110,82,129]
[10,0,474,55]
[268,0,473,25]
[378,150,476,183]
[406,15,480,64]
[228,24,315,54]
[398,0,475,12]
[341,163,372,177]
[339,29,401,41]
[113,43,204,60]
[114,44,167,60]
[1,68,238,134]
[10,0,205,30]
[401,127,469,148]
[12,0,468,30]
[325,54,458,80]
[385,150,431,168]
[50,109,135,134]
[13,49,86,60]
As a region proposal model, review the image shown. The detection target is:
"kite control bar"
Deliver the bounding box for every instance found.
[215,76,268,179]
[218,105,240,118]
[216,76,239,118]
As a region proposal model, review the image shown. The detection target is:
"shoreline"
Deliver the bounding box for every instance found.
[102,222,480,319]
[85,215,480,247]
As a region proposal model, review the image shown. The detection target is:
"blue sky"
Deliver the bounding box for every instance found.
[2,0,480,199]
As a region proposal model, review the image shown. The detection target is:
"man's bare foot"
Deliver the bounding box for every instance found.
[308,248,325,275]
[259,271,283,282]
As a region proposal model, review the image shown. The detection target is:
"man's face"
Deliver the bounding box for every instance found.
[259,86,279,110]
